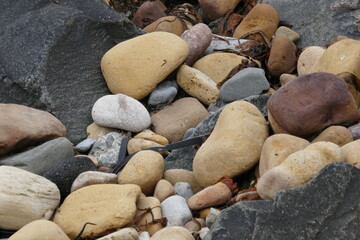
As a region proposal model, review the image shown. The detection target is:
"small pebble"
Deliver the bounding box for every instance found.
[206,208,221,228]
[154,179,175,202]
[161,195,193,226]
[70,171,118,193]
[74,138,96,153]
[174,182,194,201]
[148,80,178,108]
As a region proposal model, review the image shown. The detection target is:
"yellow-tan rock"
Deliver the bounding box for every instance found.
[193,101,268,187]
[297,46,325,76]
[151,226,195,240]
[280,73,297,86]
[86,122,127,140]
[164,169,203,193]
[133,196,162,235]
[101,32,189,100]
[154,179,175,202]
[311,126,353,147]
[134,129,169,145]
[143,16,189,36]
[97,228,138,240]
[342,139,360,168]
[275,26,300,42]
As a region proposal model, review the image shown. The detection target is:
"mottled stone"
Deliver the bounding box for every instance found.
[311,126,353,146]
[70,171,118,192]
[161,196,193,227]
[297,46,325,76]
[151,226,195,240]
[154,179,176,202]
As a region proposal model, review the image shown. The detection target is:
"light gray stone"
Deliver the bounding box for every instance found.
[174,182,194,201]
[75,138,96,153]
[205,208,221,229]
[204,34,247,55]
[161,195,193,227]
[148,80,179,108]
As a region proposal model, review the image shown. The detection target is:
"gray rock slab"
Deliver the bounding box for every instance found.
[205,162,360,240]
[262,0,360,48]
[0,137,74,176]
[0,0,142,144]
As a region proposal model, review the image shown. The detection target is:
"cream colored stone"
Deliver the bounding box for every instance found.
[133,197,163,235]
[0,166,60,230]
[97,228,139,240]
[311,126,353,147]
[154,179,175,202]
[118,150,164,195]
[184,218,206,233]
[151,226,194,240]
[297,46,325,76]
[127,138,164,155]
[275,26,300,42]
[259,134,310,177]
[101,32,189,100]
[8,220,69,240]
[134,130,169,145]
[70,171,118,192]
[193,101,268,187]
[176,65,219,105]
[280,73,297,86]
[86,122,128,140]
[193,53,248,84]
[53,184,141,239]
[164,169,203,193]
[342,139,360,168]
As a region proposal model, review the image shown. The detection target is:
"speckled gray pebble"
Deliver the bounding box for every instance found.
[174,182,194,201]
[75,138,97,153]
[161,195,193,227]
[148,80,178,107]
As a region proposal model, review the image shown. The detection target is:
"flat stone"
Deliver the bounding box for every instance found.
[75,138,97,153]
[151,226,195,240]
[97,228,138,240]
[70,171,118,193]
[161,196,193,227]
[148,80,178,108]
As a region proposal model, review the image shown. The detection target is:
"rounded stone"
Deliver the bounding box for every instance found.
[118,150,164,195]
[151,226,194,240]
[75,138,96,153]
[70,171,118,193]
[160,196,193,227]
[164,169,203,193]
[127,138,163,155]
[279,73,297,86]
[97,228,138,240]
[133,129,169,145]
[148,80,178,107]
[143,16,188,36]
[184,218,206,233]
[297,46,325,76]
[311,126,353,147]
[86,122,126,140]
[174,182,194,202]
[275,26,300,42]
[342,139,360,168]
[198,0,241,21]
[132,0,167,28]
[92,94,151,132]
[101,32,189,100]
[193,101,268,187]
[154,179,176,202]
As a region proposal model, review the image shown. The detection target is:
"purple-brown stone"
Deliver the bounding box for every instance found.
[132,0,167,29]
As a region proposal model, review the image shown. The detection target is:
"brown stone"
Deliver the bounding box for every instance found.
[143,16,188,36]
[132,0,167,28]
[311,126,353,147]
[133,196,163,235]
[198,0,241,21]
[153,179,175,202]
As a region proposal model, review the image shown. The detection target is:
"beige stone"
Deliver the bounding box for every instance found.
[151,97,209,143]
[163,169,203,193]
[134,130,169,145]
[97,228,139,240]
[0,166,60,230]
[143,16,188,36]
[342,139,360,167]
[118,150,164,195]
[8,220,69,240]
[151,226,194,240]
[198,208,212,220]
[127,138,164,155]
[297,46,325,76]
[154,179,175,202]
[184,218,206,233]
[259,134,310,177]
[176,65,219,105]
[275,26,300,42]
[193,53,248,84]
[101,32,189,100]
[280,73,297,86]
[70,171,118,192]
[133,196,163,235]
[312,126,353,147]
[257,142,345,199]
[53,184,141,239]
[86,122,127,140]
[193,101,268,187]
[0,104,66,157]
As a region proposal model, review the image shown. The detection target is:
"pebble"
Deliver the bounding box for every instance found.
[161,196,193,227]
[349,122,360,140]
[153,179,175,202]
[342,139,360,168]
[132,0,167,28]
[176,65,219,105]
[97,228,138,240]
[86,122,126,140]
[127,138,164,155]
[118,150,164,195]
[74,138,96,153]
[198,0,241,21]
[311,126,353,146]
[219,67,270,102]
[0,137,74,176]
[274,26,300,42]
[193,101,268,187]
[139,231,151,240]
[279,73,297,86]
[199,227,210,239]
[92,94,151,132]
[174,182,194,202]
[101,31,188,99]
[133,129,169,145]
[151,226,195,240]
[70,171,118,192]
[205,208,221,229]
[53,184,141,239]
[151,97,209,143]
[0,103,66,157]
[148,80,178,107]
[0,166,60,230]
[143,16,189,36]
[184,218,206,233]
[204,35,247,55]
[164,169,203,193]
[297,46,325,76]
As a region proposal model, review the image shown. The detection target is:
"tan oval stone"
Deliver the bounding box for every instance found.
[154,179,175,202]
[151,226,194,240]
[184,218,206,233]
[259,134,310,177]
[163,169,203,193]
[275,26,300,42]
[342,139,360,168]
[118,150,164,195]
[193,53,248,84]
[70,171,118,193]
[8,220,69,240]
[151,97,209,143]
[101,32,189,100]
[97,228,138,240]
[193,101,268,187]
[127,138,163,155]
[133,196,162,235]
[53,184,141,239]
[312,126,353,147]
[176,65,219,105]
[134,129,169,145]
[297,46,325,76]
[143,16,188,36]
[280,73,297,86]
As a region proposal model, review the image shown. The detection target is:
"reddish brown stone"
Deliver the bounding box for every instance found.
[132,0,167,29]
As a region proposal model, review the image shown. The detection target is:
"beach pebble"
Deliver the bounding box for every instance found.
[161,196,192,227]
[342,140,360,168]
[139,231,151,240]
[311,126,353,146]
[97,228,139,240]
[143,16,189,36]
[70,171,118,193]
[154,179,175,202]
[75,138,96,153]
[151,226,194,240]
[349,122,360,140]
[164,169,203,193]
[199,227,210,239]
[297,46,325,76]
[198,0,241,21]
[206,208,221,228]
[184,218,206,233]
[86,122,127,140]
[174,182,194,202]
[279,73,297,86]
[133,129,169,145]
[204,35,247,55]
[133,196,163,235]
[275,26,300,42]
[132,0,167,28]
[148,80,178,107]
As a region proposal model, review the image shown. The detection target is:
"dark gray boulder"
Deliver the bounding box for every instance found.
[0,0,142,144]
[262,0,360,48]
[205,162,360,240]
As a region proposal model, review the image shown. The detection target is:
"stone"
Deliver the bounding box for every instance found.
[267,34,298,78]
[0,137,74,176]
[219,68,270,102]
[70,171,118,193]
[97,228,139,240]
[148,80,178,108]
[279,73,297,86]
[342,140,360,168]
[128,130,169,154]
[297,46,325,76]
[199,208,213,220]
[151,226,195,240]
[88,132,125,168]
[143,16,189,36]
[151,97,209,143]
[8,220,69,240]
[188,182,232,210]
[76,155,99,166]
[193,101,268,187]
[161,196,193,227]
[184,218,206,233]
[133,197,163,235]
[204,35,247,55]
[133,130,169,145]
[312,126,353,146]
[193,53,248,84]
[0,166,60,230]
[0,0,142,144]
[181,23,213,66]
[205,208,221,229]
[86,122,127,140]
[198,0,241,21]
[74,138,96,153]
[262,0,360,48]
[233,4,279,43]
[199,227,210,239]
[154,179,176,202]
[257,142,345,199]
[174,182,194,202]
[139,231,151,240]
[53,184,141,239]
[259,134,310,177]
[164,169,203,193]
[0,104,66,157]
[268,72,360,137]
[92,94,151,132]
[101,31,188,100]
[43,156,97,201]
[274,26,300,42]
[132,0,167,28]
[176,65,219,105]
[349,122,360,140]
[118,150,164,195]
[205,162,360,239]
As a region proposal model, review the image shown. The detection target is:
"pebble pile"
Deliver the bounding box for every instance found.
[1,0,360,239]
